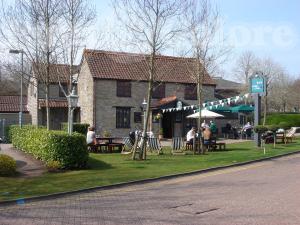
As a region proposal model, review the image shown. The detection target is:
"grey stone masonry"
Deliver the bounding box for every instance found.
[93,79,215,137]
[77,58,94,127]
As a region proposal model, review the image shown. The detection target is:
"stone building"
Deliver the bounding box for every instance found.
[77,50,217,138]
[0,96,31,138]
[27,64,79,130]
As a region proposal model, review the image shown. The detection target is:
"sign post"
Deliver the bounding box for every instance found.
[250,73,266,147]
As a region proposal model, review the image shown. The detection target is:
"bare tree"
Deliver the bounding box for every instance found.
[233,51,257,92]
[114,0,181,160]
[254,57,286,125]
[0,0,62,130]
[59,0,96,133]
[181,0,229,154]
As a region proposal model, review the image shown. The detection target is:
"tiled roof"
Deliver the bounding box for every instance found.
[0,96,28,113]
[33,64,79,83]
[38,99,68,108]
[83,49,216,85]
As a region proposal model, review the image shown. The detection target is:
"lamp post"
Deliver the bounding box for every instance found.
[141,98,147,131]
[9,49,24,127]
[67,87,79,134]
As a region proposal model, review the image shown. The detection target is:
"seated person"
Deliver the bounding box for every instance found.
[201,120,209,129]
[210,121,217,135]
[86,126,97,145]
[186,127,196,144]
[242,122,253,138]
[203,127,212,145]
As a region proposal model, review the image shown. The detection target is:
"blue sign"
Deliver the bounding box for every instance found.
[250,75,266,95]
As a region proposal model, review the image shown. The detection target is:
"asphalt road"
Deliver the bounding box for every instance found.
[1,154,300,225]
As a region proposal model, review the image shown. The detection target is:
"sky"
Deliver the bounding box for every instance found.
[90,0,300,80]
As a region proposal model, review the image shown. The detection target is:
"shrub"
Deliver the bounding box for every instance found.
[10,126,88,169]
[0,154,17,176]
[278,122,290,130]
[103,130,111,137]
[267,124,280,133]
[253,125,268,134]
[266,113,300,127]
[46,160,61,172]
[61,123,90,135]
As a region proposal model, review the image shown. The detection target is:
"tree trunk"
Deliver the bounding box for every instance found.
[140,53,155,160]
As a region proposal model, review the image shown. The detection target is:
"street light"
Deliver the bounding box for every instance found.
[67,87,79,134]
[141,98,147,131]
[9,49,24,127]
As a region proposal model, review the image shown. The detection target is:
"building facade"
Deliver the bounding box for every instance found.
[78,50,217,138]
[27,64,79,130]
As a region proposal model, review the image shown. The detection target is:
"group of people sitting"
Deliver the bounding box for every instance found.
[186,120,217,145]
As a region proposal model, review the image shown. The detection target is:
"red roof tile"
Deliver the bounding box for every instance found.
[33,64,79,83]
[38,99,68,108]
[83,50,216,85]
[0,96,28,113]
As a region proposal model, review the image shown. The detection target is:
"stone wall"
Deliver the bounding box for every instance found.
[93,79,215,137]
[77,59,94,126]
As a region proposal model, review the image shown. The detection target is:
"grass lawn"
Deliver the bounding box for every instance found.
[0,139,300,201]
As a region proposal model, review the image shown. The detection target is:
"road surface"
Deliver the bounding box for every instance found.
[1,153,300,225]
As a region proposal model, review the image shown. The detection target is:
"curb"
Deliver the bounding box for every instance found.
[1,150,300,207]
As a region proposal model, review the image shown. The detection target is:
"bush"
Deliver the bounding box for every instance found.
[253,125,268,133]
[10,126,88,169]
[46,160,61,172]
[278,122,290,130]
[61,123,90,135]
[266,113,300,127]
[267,124,280,133]
[0,154,17,176]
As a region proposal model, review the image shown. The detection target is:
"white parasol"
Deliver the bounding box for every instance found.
[187,109,224,119]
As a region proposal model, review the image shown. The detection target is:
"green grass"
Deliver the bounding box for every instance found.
[0,139,300,201]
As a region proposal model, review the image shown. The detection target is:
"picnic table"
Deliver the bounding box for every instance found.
[95,137,124,153]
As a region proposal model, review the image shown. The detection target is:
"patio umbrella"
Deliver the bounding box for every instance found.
[187,109,225,119]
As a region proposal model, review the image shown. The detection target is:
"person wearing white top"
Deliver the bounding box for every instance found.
[186,127,196,143]
[86,126,96,145]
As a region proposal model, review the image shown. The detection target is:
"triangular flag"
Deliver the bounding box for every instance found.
[244,93,249,98]
[162,109,165,113]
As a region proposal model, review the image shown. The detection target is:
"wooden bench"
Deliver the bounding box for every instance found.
[108,143,124,153]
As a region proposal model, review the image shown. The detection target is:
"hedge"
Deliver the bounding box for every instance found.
[61,123,90,135]
[266,113,300,127]
[10,125,88,169]
[0,154,17,176]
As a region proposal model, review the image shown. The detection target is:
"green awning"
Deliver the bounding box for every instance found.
[211,105,232,113]
[231,105,254,113]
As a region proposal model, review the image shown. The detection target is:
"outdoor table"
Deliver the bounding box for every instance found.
[95,137,123,153]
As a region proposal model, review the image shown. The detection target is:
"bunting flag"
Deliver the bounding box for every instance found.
[160,93,252,114]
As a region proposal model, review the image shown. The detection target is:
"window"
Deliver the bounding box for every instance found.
[116,107,131,128]
[117,81,131,97]
[134,112,142,123]
[59,84,68,97]
[152,83,165,99]
[184,84,197,100]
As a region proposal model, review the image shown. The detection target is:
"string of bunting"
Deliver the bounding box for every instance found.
[161,93,251,113]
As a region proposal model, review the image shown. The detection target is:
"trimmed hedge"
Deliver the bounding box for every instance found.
[61,123,90,135]
[0,154,17,176]
[266,113,300,127]
[10,125,88,169]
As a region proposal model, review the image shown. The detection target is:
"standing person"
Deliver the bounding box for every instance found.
[86,126,97,145]
[186,127,196,144]
[202,127,212,153]
[210,121,217,135]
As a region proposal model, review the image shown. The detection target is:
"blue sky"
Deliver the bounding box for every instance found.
[91,0,300,78]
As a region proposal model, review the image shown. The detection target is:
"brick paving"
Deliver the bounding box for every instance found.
[1,153,300,225]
